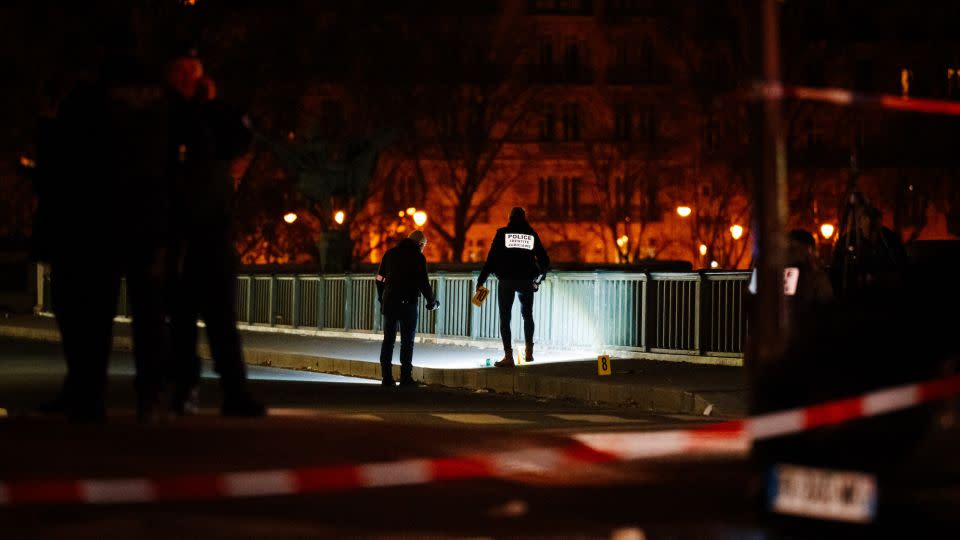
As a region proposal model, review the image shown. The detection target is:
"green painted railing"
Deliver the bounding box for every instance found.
[41,270,750,360]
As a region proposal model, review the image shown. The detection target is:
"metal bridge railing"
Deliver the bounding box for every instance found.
[40,269,750,361]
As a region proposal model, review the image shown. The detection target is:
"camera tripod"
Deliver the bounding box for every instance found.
[832,153,902,297]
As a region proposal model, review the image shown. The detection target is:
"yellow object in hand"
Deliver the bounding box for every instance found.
[471,286,490,307]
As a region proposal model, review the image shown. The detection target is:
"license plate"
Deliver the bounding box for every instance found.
[769,464,877,523]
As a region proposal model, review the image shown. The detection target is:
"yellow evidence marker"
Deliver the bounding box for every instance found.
[597,354,612,376]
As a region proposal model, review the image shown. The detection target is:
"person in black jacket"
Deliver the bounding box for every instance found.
[376,230,439,386]
[35,29,172,422]
[784,229,833,342]
[477,207,550,367]
[166,52,265,417]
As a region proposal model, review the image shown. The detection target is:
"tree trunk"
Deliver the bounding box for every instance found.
[452,216,467,263]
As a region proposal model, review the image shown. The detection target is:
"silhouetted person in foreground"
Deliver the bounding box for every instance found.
[783,229,833,343]
[35,29,171,421]
[165,48,265,417]
[375,230,439,386]
[831,194,907,299]
[477,207,550,367]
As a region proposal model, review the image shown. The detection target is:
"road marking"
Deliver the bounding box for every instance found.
[548,414,645,424]
[82,479,155,503]
[268,408,325,417]
[339,414,384,422]
[489,448,565,476]
[488,499,528,518]
[3,373,958,507]
[267,409,385,422]
[360,460,431,487]
[431,413,531,425]
[611,527,647,540]
[222,470,296,497]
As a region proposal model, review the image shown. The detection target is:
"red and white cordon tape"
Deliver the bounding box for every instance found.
[579,373,960,460]
[752,81,960,116]
[0,443,612,506]
[1,373,958,506]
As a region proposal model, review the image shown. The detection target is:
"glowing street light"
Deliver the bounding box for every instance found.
[676,206,692,218]
[616,235,629,248]
[730,224,744,240]
[283,212,297,224]
[334,210,345,225]
[413,210,428,227]
[699,244,708,256]
[406,207,417,216]
[398,211,406,218]
[710,261,719,269]
[820,223,835,240]
[19,155,36,169]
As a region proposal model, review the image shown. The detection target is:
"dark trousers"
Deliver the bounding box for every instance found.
[51,249,167,415]
[126,249,169,399]
[51,261,119,416]
[169,238,248,393]
[379,303,419,381]
[497,279,535,354]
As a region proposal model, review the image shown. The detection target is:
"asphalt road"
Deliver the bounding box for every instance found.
[0,339,715,433]
[1,339,959,539]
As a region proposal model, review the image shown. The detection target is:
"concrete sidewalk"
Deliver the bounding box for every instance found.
[0,315,747,417]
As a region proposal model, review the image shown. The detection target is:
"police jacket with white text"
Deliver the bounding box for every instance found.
[477,218,550,287]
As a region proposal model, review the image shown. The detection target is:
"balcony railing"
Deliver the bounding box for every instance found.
[527,0,594,16]
[526,64,594,85]
[606,64,670,85]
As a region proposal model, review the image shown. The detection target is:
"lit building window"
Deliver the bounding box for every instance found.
[539,38,554,65]
[528,0,591,15]
[540,103,556,141]
[615,42,629,67]
[614,104,632,140]
[639,106,657,143]
[563,38,585,80]
[537,176,581,219]
[561,103,581,141]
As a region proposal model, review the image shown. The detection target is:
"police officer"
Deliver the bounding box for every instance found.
[166,48,265,417]
[376,230,439,386]
[477,207,550,367]
[784,229,833,341]
[38,27,171,421]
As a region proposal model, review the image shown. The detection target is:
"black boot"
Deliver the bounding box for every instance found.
[525,344,535,363]
[36,388,69,415]
[221,383,266,418]
[67,398,106,424]
[137,390,165,424]
[171,385,200,417]
[494,352,515,368]
[399,367,417,387]
[381,364,396,387]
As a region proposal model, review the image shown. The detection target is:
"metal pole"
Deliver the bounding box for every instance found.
[749,0,788,379]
